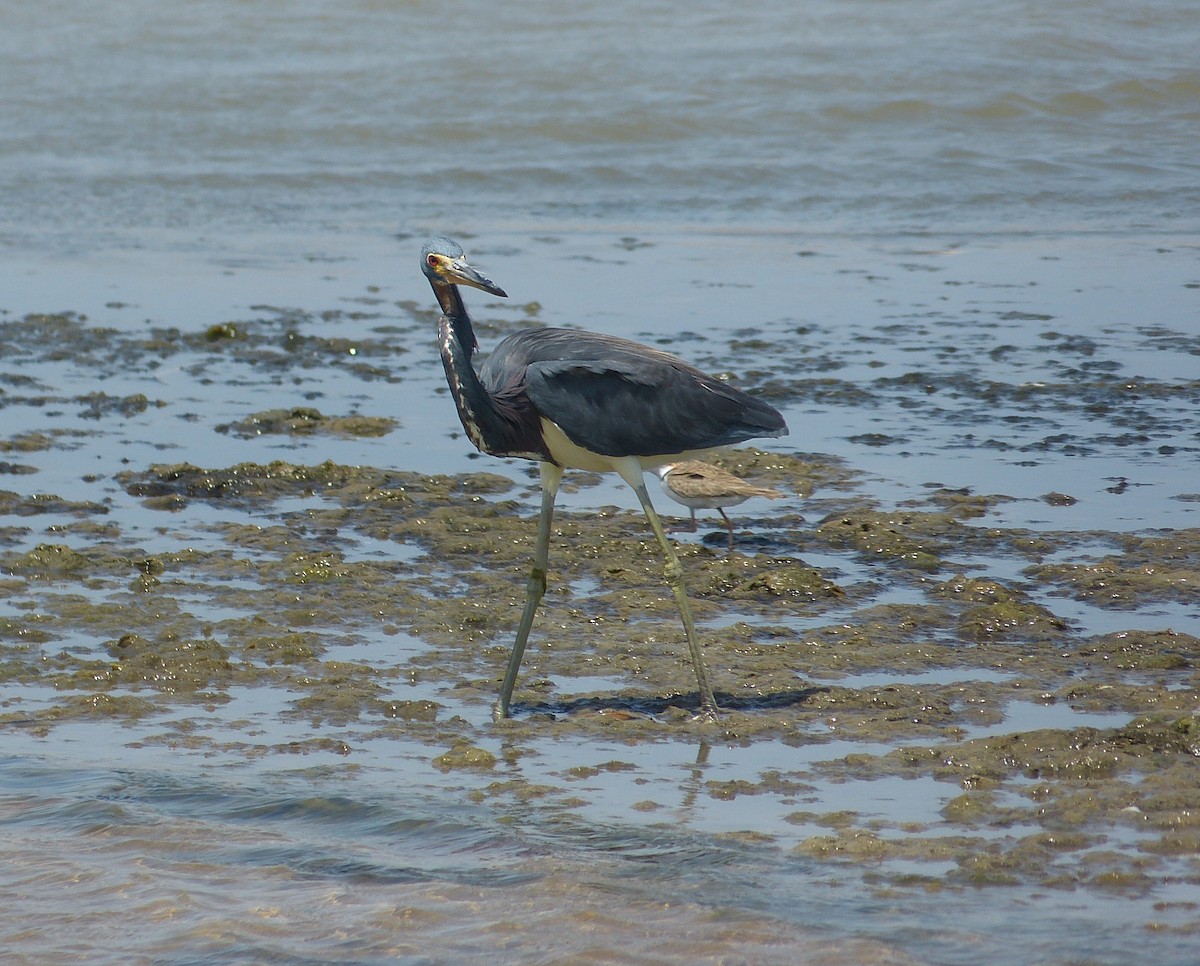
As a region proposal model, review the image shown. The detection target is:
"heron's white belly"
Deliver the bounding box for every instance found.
[539,419,725,474]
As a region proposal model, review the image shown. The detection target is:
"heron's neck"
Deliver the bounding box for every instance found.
[434,281,498,454]
[433,281,477,356]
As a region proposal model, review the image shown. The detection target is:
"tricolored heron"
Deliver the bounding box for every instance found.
[422,237,788,719]
[657,460,784,552]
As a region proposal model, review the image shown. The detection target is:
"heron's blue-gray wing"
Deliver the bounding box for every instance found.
[522,357,785,458]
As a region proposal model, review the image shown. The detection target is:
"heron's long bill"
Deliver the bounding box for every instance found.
[447,258,507,298]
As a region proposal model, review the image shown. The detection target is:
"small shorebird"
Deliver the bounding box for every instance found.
[657,460,784,551]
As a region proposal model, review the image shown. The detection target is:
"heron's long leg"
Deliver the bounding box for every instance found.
[617,460,719,719]
[494,461,562,720]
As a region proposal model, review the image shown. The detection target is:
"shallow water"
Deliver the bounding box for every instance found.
[3,2,1200,964]
[3,234,1198,966]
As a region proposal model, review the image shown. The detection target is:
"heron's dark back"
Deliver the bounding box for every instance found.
[480,328,786,458]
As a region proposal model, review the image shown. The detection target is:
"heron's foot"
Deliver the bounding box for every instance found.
[491,700,512,722]
[692,702,721,723]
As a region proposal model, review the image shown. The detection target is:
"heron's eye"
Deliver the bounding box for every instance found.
[427,254,440,270]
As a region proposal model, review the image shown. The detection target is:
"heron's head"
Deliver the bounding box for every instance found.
[421,238,508,297]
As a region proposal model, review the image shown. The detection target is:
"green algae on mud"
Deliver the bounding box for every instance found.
[791,711,1200,890]
[216,408,397,439]
[1029,529,1200,608]
[118,460,515,508]
[1,301,1198,913]
[933,573,1069,640]
[4,458,1194,740]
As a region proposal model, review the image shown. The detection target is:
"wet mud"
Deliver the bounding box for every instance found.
[1,302,1198,924]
